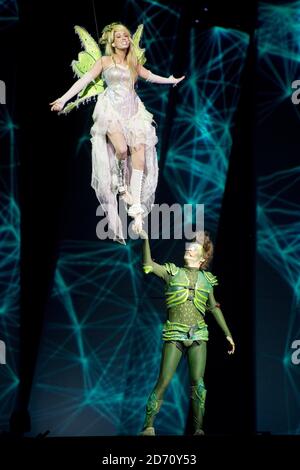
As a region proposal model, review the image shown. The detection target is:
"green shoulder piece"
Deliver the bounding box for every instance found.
[163,262,179,276]
[132,24,146,65]
[203,271,218,287]
[62,25,105,114]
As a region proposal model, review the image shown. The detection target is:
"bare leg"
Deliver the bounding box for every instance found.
[107,131,128,194]
[130,143,145,171]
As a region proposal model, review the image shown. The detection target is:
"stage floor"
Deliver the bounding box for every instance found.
[0,434,299,466]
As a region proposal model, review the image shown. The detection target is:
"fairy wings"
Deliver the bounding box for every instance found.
[62,24,146,114]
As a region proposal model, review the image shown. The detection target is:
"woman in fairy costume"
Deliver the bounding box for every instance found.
[50,22,185,243]
[139,230,235,436]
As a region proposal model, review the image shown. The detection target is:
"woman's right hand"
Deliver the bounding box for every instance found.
[49,99,65,112]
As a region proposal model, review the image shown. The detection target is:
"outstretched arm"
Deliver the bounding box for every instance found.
[137,64,185,86]
[207,289,235,354]
[140,231,170,282]
[50,58,103,112]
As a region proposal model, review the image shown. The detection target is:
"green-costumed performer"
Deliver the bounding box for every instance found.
[139,230,235,436]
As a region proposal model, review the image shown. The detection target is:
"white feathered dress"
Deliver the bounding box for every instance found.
[90,63,158,243]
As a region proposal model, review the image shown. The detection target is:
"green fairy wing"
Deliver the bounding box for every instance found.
[62,25,105,114]
[132,24,146,65]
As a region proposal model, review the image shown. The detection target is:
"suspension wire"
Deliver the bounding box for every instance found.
[91,0,99,39]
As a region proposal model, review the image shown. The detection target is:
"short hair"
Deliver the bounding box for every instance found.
[193,231,214,270]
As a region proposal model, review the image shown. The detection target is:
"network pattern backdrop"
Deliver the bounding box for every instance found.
[28,0,249,436]
[0,0,20,431]
[255,1,300,435]
[2,0,298,436]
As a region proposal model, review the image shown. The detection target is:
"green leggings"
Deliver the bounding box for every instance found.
[143,341,207,433]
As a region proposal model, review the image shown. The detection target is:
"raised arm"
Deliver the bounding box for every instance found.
[137,64,185,86]
[50,58,103,112]
[140,231,170,282]
[207,289,235,354]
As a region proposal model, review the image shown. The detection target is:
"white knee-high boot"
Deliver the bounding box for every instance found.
[128,169,144,217]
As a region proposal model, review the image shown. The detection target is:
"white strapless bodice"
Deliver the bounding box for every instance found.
[102,64,138,119]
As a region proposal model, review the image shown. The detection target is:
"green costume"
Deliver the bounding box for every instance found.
[140,238,232,435]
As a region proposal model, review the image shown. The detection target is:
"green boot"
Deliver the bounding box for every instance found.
[140,391,163,436]
[191,378,207,435]
[139,426,155,436]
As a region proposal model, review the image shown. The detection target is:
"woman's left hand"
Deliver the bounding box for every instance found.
[226,336,235,355]
[170,75,185,87]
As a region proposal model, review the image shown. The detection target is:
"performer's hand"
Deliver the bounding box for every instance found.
[139,229,148,240]
[226,336,235,355]
[170,75,185,87]
[49,99,65,112]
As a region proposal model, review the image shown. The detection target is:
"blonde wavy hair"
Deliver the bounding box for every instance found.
[99,22,138,84]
